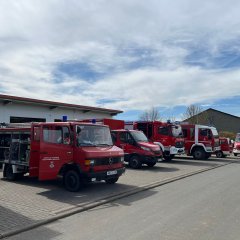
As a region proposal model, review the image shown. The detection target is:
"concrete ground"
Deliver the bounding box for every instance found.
[0,155,239,238]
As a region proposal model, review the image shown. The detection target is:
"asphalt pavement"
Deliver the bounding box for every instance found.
[0,156,239,238]
[6,160,240,240]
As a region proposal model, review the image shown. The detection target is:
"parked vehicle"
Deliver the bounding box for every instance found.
[0,122,125,191]
[81,119,162,168]
[127,121,184,161]
[111,129,162,169]
[233,133,240,156]
[181,124,220,160]
[215,137,232,158]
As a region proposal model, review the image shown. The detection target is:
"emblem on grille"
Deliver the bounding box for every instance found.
[109,158,113,165]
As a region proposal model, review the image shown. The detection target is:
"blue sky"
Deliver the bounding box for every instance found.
[0,0,240,121]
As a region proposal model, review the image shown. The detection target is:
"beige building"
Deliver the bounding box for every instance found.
[183,108,240,134]
[0,94,122,124]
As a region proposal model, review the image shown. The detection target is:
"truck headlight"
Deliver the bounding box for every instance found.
[120,157,124,163]
[141,146,151,151]
[85,160,95,166]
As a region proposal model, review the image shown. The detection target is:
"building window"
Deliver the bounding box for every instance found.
[10,116,46,123]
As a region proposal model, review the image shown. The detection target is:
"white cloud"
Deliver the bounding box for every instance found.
[0,0,240,112]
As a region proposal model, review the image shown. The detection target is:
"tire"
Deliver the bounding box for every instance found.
[163,154,174,162]
[234,153,238,157]
[193,148,206,160]
[129,155,142,169]
[216,151,223,158]
[5,165,16,181]
[147,162,156,167]
[205,153,211,160]
[64,170,83,192]
[105,177,119,184]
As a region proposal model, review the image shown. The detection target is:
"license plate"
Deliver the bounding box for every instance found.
[107,170,117,176]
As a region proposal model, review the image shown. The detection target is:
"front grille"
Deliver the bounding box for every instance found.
[94,157,121,166]
[153,150,161,155]
[175,141,184,148]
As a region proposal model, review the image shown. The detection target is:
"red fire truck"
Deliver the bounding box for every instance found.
[215,137,232,158]
[126,121,184,161]
[0,122,125,192]
[81,119,162,168]
[181,124,220,160]
[233,133,240,156]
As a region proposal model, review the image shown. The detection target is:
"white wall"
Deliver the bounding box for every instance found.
[0,102,113,123]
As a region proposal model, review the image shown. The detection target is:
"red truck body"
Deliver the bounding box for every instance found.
[181,124,220,160]
[215,137,232,158]
[0,122,125,191]
[81,119,162,168]
[111,129,162,168]
[127,121,184,161]
[233,133,240,156]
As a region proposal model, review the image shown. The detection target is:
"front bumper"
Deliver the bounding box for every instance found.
[214,146,221,151]
[233,149,240,154]
[83,167,125,181]
[170,147,185,155]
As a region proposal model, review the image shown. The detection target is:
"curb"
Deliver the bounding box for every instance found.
[0,160,234,239]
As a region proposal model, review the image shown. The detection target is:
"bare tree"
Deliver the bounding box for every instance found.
[139,107,162,121]
[182,104,208,124]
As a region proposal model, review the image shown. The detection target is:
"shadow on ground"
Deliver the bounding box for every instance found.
[0,206,59,239]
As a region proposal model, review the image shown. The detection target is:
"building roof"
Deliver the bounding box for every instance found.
[206,108,240,119]
[0,94,123,116]
[183,108,240,122]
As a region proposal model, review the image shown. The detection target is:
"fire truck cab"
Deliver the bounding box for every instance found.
[128,121,184,161]
[233,133,240,156]
[181,124,220,160]
[81,119,162,168]
[0,122,125,191]
[111,129,162,169]
[215,137,232,158]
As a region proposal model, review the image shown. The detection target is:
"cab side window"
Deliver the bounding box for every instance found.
[111,132,117,144]
[119,132,127,143]
[158,127,168,136]
[43,126,70,145]
[182,129,188,138]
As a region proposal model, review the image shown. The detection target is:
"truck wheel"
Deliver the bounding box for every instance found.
[163,154,174,162]
[205,153,211,160]
[234,153,238,157]
[147,162,156,167]
[216,151,223,158]
[129,156,142,169]
[64,170,83,192]
[105,177,119,184]
[5,165,16,181]
[193,148,206,160]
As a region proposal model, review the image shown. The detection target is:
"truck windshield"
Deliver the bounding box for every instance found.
[130,131,148,142]
[211,128,219,137]
[171,125,183,137]
[76,125,113,147]
[235,137,240,143]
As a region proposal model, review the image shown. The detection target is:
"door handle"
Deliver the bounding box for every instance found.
[67,152,72,154]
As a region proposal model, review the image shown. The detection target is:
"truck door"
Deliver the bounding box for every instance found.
[119,132,135,154]
[157,125,170,146]
[39,125,73,181]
